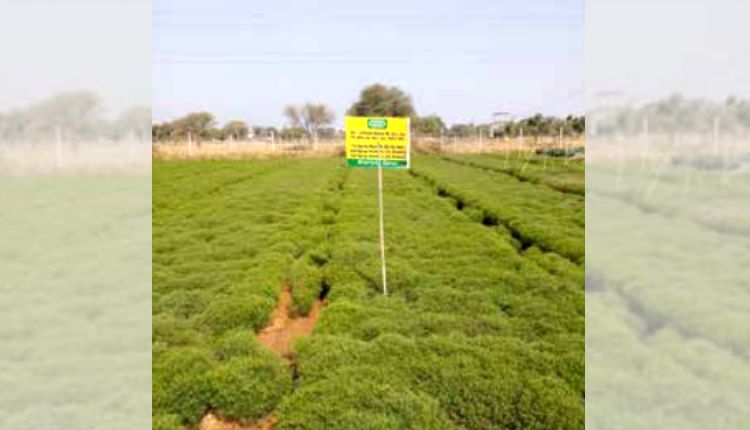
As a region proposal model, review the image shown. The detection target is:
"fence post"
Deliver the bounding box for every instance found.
[55,125,63,168]
[641,117,650,171]
[718,117,730,187]
[712,116,720,156]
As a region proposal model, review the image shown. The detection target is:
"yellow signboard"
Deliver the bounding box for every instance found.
[345,116,410,168]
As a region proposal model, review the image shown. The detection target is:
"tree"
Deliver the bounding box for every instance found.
[523,113,547,136]
[283,103,335,143]
[25,91,103,142]
[152,123,173,143]
[208,127,226,141]
[222,120,249,141]
[116,106,151,141]
[41,91,102,133]
[412,115,445,135]
[347,84,415,117]
[566,115,585,134]
[513,113,566,137]
[725,97,750,133]
[0,91,165,144]
[171,112,215,144]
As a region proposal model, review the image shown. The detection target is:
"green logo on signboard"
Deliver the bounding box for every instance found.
[367,119,388,129]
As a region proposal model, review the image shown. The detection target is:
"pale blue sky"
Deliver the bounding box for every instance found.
[0,0,150,114]
[153,0,584,127]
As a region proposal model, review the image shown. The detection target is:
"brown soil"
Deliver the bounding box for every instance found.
[198,412,275,430]
[257,285,325,359]
[198,285,325,430]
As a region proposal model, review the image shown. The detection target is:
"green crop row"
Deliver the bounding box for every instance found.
[2,173,151,430]
[276,166,584,429]
[587,162,750,236]
[587,191,750,358]
[587,279,750,429]
[586,160,750,427]
[412,156,585,263]
[153,158,343,427]
[443,153,585,195]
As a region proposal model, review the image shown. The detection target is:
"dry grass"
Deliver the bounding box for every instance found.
[0,141,150,174]
[153,136,586,160]
[586,134,748,164]
[152,139,344,160]
[414,136,585,155]
[0,136,588,170]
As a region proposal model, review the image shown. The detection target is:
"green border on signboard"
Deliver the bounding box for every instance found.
[346,159,408,168]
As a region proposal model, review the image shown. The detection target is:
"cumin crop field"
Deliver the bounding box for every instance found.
[1,173,150,430]
[152,154,585,430]
[585,159,750,428]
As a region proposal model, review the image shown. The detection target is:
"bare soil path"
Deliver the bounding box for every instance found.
[257,285,325,359]
[198,285,325,430]
[199,412,275,430]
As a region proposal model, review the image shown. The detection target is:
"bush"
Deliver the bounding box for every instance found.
[276,367,452,430]
[410,337,524,429]
[228,273,282,301]
[294,331,584,429]
[409,286,498,315]
[313,300,411,340]
[152,414,183,430]
[153,289,212,319]
[293,335,370,384]
[671,154,738,170]
[153,347,216,426]
[211,329,267,362]
[290,261,323,315]
[209,356,292,423]
[516,374,584,429]
[153,314,200,347]
[535,147,584,158]
[323,261,363,286]
[326,280,368,302]
[198,294,274,335]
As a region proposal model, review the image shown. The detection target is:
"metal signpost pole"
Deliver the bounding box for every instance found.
[377,141,388,296]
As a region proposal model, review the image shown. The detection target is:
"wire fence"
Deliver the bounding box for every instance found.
[152,138,343,160]
[1,139,150,173]
[412,133,584,155]
[152,133,586,160]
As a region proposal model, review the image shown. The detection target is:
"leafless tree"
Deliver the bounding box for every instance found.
[283,103,335,144]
